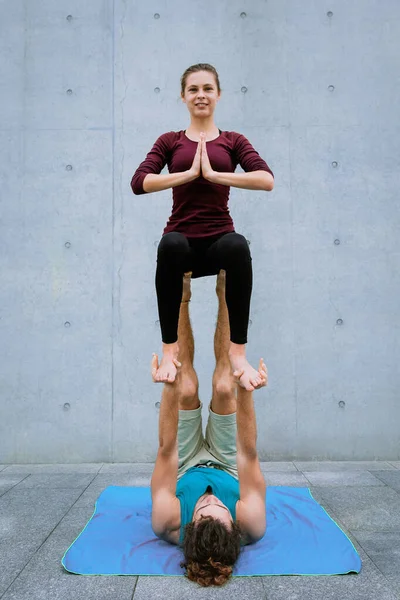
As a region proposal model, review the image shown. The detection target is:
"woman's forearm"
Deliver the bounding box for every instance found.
[236,386,258,457]
[210,170,274,191]
[143,170,197,193]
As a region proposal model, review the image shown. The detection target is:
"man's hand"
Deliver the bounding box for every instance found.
[200,132,216,181]
[151,353,181,383]
[233,358,268,390]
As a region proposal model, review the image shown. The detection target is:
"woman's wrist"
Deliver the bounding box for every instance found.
[186,169,200,182]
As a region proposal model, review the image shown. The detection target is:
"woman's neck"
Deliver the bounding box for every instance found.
[186,118,219,139]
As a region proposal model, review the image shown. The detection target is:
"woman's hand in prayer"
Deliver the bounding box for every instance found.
[200,132,216,181]
[188,138,202,179]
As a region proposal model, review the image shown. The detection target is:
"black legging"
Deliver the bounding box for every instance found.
[155,231,252,344]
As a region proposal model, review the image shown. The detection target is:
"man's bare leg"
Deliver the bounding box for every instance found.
[155,274,200,410]
[175,274,200,410]
[211,271,237,415]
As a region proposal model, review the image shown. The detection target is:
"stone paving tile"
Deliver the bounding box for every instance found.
[307,488,367,557]
[92,472,153,486]
[14,474,97,489]
[99,463,153,474]
[261,471,309,487]
[388,462,400,470]
[0,539,38,598]
[96,463,154,485]
[72,475,152,510]
[371,471,400,493]
[303,471,386,487]
[133,558,396,600]
[312,486,400,531]
[2,464,103,475]
[0,507,135,600]
[0,488,83,597]
[259,462,298,472]
[69,485,111,511]
[260,556,398,600]
[0,475,30,498]
[350,531,400,599]
[294,461,395,472]
[133,575,265,599]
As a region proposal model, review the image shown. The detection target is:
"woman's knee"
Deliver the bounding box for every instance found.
[157,232,190,258]
[217,233,251,263]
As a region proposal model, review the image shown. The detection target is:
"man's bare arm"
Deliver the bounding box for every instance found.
[150,355,181,539]
[235,361,268,543]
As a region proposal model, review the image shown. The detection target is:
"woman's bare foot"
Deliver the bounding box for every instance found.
[153,342,181,383]
[228,342,263,391]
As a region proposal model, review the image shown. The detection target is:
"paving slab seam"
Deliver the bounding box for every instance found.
[131,576,139,599]
[352,528,400,534]
[307,490,400,593]
[0,475,98,600]
[0,473,31,499]
[304,480,394,491]
[305,490,377,562]
[369,471,400,495]
[0,463,105,474]
[348,530,400,600]
[291,474,400,595]
[260,576,275,598]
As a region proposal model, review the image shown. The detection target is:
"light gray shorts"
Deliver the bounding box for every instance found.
[177,401,238,481]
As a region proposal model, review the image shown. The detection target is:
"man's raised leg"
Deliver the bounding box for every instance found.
[211,270,237,415]
[172,274,203,476]
[175,274,200,410]
[153,274,200,409]
[204,270,267,479]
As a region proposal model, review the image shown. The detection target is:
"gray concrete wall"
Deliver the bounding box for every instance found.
[1,0,399,463]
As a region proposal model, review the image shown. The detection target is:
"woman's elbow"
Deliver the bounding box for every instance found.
[264,173,274,192]
[130,174,147,195]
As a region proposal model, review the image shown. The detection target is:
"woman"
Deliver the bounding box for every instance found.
[131,63,274,390]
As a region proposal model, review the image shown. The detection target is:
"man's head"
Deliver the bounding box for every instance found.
[180,487,242,586]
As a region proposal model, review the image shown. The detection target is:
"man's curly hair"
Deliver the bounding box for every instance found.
[180,516,243,587]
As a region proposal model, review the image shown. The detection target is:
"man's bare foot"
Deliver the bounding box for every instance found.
[152,342,181,383]
[229,343,264,391]
[182,272,192,303]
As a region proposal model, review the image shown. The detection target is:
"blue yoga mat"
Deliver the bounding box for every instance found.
[62,486,361,576]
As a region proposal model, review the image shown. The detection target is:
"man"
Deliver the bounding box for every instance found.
[150,271,268,587]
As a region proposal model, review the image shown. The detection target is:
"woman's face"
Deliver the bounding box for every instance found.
[181,71,220,119]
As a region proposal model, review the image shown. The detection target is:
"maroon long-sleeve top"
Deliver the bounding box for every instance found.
[131,130,274,238]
